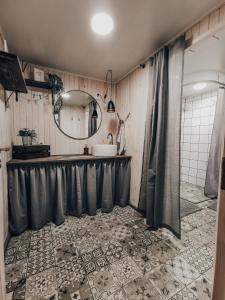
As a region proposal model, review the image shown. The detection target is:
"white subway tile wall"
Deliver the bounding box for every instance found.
[181,91,217,187]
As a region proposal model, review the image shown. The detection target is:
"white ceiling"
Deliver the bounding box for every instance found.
[0,0,223,81]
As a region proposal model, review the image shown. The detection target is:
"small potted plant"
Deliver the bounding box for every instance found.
[18,128,32,146]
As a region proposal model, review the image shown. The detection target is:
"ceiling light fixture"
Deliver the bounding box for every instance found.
[106,70,115,113]
[193,82,207,91]
[97,70,115,113]
[91,13,114,35]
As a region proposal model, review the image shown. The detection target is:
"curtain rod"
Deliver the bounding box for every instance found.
[116,34,186,82]
[183,79,225,88]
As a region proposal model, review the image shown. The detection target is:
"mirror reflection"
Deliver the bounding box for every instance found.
[54,90,102,139]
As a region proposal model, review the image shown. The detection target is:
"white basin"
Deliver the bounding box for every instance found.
[92,144,117,157]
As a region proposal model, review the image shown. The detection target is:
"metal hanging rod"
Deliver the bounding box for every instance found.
[183,79,225,89]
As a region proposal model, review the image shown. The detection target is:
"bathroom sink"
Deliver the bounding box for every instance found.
[92,144,117,157]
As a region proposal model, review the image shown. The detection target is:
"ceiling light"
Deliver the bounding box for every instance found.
[62,92,70,99]
[193,82,207,91]
[91,13,114,35]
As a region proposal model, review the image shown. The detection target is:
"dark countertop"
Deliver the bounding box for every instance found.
[7,154,131,167]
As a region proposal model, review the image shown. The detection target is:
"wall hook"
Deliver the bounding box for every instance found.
[22,61,28,73]
[4,90,14,111]
[97,93,107,104]
[140,63,146,69]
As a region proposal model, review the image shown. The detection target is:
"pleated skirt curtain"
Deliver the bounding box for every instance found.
[139,37,185,238]
[8,159,131,235]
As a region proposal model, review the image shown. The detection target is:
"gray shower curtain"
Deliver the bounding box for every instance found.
[139,37,185,238]
[204,88,225,198]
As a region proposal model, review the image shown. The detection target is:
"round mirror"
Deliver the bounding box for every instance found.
[54,90,102,140]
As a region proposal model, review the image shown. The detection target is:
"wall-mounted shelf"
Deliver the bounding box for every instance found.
[0,52,59,109]
[4,79,55,109]
[25,79,51,90]
[25,79,54,105]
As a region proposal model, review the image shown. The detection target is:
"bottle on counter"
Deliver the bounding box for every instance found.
[83,144,89,155]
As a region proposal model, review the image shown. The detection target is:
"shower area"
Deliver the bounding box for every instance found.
[180,83,223,217]
[180,26,225,221]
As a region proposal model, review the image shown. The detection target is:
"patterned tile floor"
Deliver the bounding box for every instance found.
[180,182,211,204]
[5,203,216,300]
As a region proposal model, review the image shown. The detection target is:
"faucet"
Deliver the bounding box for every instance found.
[107,133,113,145]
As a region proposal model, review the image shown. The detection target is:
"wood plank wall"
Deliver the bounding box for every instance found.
[212,142,225,300]
[0,155,6,300]
[0,29,12,243]
[11,64,117,155]
[186,3,225,44]
[0,27,9,300]
[116,63,149,207]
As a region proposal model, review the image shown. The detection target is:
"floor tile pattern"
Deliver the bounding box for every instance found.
[148,265,185,299]
[165,257,200,285]
[188,276,213,300]
[169,286,198,300]
[5,204,216,300]
[180,182,211,203]
[181,198,201,217]
[207,201,217,211]
[180,245,214,274]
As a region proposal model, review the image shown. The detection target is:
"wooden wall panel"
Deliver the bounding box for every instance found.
[0,31,12,242]
[0,153,6,300]
[116,63,149,207]
[0,27,9,300]
[186,3,225,46]
[10,64,117,155]
[212,140,225,300]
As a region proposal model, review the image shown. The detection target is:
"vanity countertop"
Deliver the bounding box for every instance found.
[7,154,131,167]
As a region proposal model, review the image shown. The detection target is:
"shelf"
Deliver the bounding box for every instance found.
[25,79,51,90]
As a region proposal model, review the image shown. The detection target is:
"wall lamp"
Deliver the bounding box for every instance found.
[97,69,115,113]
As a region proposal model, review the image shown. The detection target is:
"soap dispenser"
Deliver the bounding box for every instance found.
[83,144,89,155]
